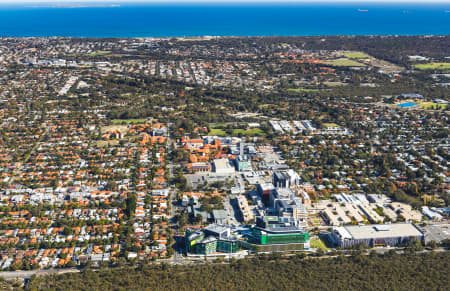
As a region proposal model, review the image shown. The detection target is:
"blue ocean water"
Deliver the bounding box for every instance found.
[0,2,448,37]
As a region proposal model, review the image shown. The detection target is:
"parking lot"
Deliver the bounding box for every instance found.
[185,172,245,191]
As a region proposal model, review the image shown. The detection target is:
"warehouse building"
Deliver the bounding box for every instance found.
[331,223,423,248]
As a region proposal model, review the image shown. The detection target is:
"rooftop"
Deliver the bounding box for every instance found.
[212,209,228,220]
[213,158,233,170]
[336,223,423,240]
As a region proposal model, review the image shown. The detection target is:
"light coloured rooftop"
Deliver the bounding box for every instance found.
[213,158,233,170]
[343,223,423,240]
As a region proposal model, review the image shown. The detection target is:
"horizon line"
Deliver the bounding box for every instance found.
[0,0,449,3]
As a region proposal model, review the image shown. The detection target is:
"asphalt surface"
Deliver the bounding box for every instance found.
[0,268,79,280]
[224,196,240,225]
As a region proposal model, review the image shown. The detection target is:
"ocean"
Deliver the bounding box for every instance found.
[0,2,448,37]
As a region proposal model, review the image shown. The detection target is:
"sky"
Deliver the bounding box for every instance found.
[0,0,448,3]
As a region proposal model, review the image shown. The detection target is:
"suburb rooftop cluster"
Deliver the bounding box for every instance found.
[0,35,448,273]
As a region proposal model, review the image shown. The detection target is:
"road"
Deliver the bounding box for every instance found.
[223,196,240,225]
[172,247,184,265]
[166,124,185,264]
[0,268,79,280]
[0,247,446,281]
[167,124,177,219]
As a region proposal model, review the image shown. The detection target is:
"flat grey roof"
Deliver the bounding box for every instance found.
[213,158,233,169]
[212,209,228,220]
[342,223,423,240]
[205,224,229,234]
[422,223,450,243]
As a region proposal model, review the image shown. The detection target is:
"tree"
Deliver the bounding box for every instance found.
[427,240,438,250]
[63,226,73,236]
[126,193,137,218]
[176,213,189,227]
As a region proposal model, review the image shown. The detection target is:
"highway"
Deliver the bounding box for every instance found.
[0,268,79,280]
[0,247,446,281]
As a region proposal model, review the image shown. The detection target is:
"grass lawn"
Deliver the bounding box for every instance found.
[112,118,147,124]
[208,125,265,137]
[209,123,228,128]
[322,123,340,128]
[208,128,227,136]
[232,128,265,136]
[343,51,370,59]
[96,140,119,147]
[420,102,448,110]
[326,58,366,67]
[287,88,319,93]
[414,63,450,71]
[323,81,347,87]
[84,50,111,57]
[310,238,329,250]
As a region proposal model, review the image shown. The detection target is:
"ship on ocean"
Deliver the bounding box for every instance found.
[0,3,448,37]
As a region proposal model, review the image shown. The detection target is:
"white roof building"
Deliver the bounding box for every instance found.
[332,223,423,248]
[213,158,235,174]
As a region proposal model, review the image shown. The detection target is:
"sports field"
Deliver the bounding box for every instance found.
[343,51,370,59]
[208,128,227,136]
[288,88,319,93]
[84,50,111,57]
[112,118,147,124]
[326,58,366,67]
[233,128,265,136]
[414,63,450,70]
[322,123,340,128]
[420,102,447,110]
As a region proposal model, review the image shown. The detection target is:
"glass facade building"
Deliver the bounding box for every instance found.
[185,225,241,255]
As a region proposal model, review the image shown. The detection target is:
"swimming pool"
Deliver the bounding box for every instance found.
[397,102,417,107]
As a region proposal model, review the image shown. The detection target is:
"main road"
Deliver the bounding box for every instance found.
[0,268,79,280]
[166,123,176,219]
